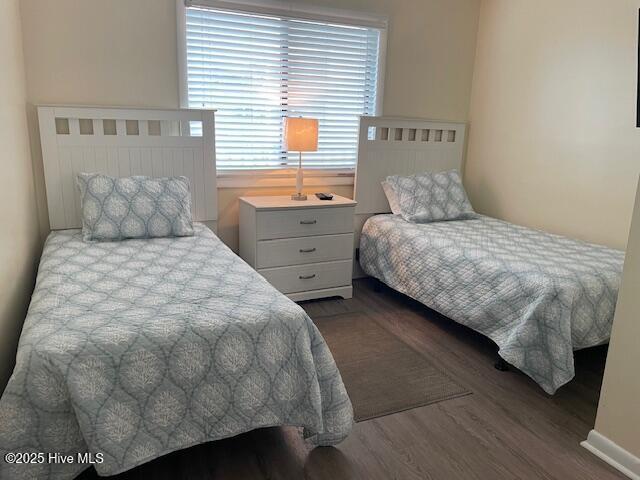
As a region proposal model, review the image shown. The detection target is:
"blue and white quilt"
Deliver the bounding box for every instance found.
[360,214,624,394]
[0,224,353,479]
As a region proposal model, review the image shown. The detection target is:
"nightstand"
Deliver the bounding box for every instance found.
[239,194,357,301]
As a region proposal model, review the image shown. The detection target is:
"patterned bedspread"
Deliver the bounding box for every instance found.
[360,215,624,394]
[0,224,353,479]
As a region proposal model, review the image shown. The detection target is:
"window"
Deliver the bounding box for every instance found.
[181,1,384,171]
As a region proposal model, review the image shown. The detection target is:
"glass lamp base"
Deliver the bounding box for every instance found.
[291,193,307,201]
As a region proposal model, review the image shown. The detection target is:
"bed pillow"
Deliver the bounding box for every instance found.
[381,180,401,214]
[385,170,477,223]
[77,173,194,241]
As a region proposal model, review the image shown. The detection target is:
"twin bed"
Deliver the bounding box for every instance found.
[0,110,624,479]
[0,107,352,480]
[353,116,624,395]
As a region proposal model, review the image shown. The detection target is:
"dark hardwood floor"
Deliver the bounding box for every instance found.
[78,279,623,480]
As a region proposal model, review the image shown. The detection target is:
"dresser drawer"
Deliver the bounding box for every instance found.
[258,260,352,294]
[256,233,353,269]
[256,206,354,240]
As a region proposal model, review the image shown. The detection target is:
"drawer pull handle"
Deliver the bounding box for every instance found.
[299,274,316,280]
[299,248,317,253]
[300,220,317,225]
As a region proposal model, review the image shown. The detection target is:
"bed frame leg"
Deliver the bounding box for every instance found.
[494,357,509,372]
[373,279,383,293]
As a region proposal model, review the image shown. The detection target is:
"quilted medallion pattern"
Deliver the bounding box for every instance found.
[360,214,624,394]
[0,225,353,479]
[77,173,194,241]
[386,170,477,223]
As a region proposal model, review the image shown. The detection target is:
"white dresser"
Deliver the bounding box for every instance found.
[239,195,356,301]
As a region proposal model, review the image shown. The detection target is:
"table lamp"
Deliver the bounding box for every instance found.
[285,117,318,201]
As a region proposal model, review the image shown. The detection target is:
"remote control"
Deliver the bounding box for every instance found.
[315,192,334,200]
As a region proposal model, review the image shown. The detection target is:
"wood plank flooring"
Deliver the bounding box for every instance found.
[78,279,624,480]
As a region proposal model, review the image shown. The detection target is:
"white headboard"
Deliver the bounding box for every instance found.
[37,105,217,230]
[354,116,466,214]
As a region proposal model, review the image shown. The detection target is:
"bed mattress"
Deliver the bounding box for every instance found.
[359,214,624,394]
[0,224,353,480]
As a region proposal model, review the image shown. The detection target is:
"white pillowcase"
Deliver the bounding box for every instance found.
[381,180,401,214]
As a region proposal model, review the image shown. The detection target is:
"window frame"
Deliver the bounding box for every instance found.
[176,0,388,186]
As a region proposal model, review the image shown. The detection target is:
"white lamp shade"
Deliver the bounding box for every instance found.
[284,117,318,152]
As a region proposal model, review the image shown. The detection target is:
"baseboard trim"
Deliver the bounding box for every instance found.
[581,430,640,480]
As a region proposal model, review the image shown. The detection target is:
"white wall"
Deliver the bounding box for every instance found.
[466,0,640,249]
[593,177,640,460]
[19,0,481,251]
[0,0,41,390]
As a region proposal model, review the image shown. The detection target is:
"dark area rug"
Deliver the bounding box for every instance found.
[314,312,472,421]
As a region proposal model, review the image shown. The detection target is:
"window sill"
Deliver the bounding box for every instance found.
[217,169,355,188]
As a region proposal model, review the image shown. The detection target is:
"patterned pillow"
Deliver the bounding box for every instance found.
[385,170,477,223]
[77,173,194,241]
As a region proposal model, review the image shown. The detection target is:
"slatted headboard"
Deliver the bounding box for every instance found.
[354,116,467,214]
[37,105,217,230]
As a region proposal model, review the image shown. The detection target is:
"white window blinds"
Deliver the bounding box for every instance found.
[185,5,381,170]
